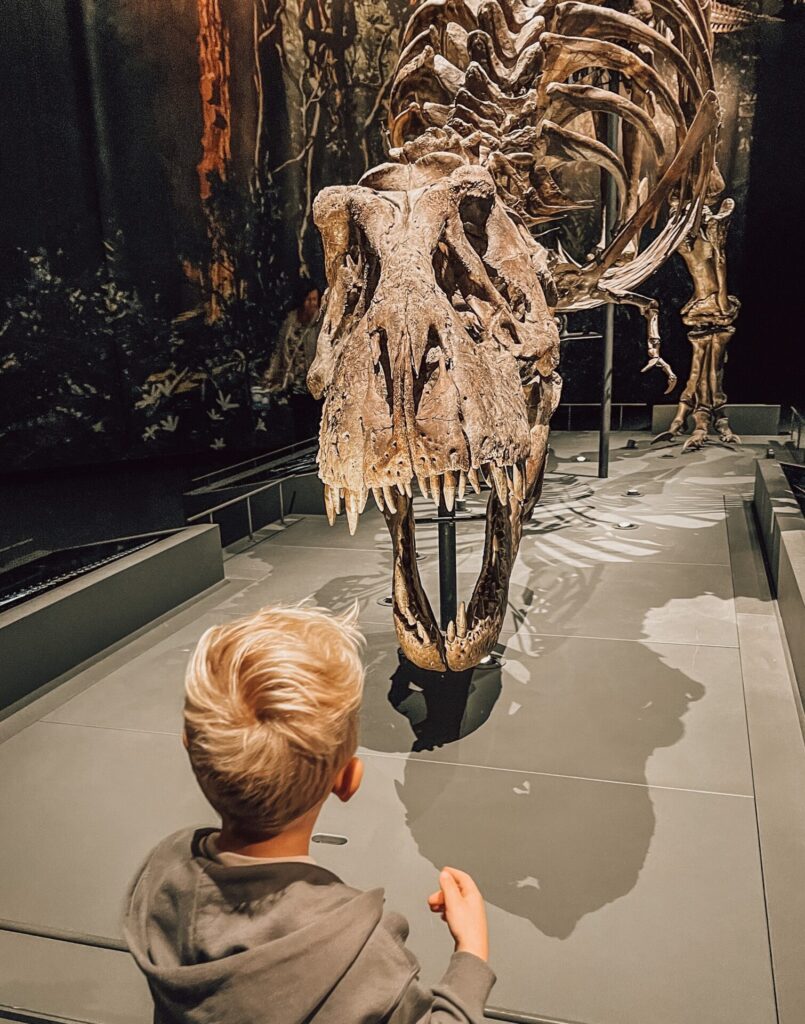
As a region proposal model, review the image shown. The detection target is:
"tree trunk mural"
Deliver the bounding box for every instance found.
[196,0,235,319]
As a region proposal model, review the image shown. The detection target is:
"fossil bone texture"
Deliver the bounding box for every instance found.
[309,0,722,670]
[653,197,741,449]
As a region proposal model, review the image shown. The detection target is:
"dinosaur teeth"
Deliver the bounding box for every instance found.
[382,484,397,512]
[416,621,428,643]
[324,484,339,526]
[512,462,524,501]
[490,463,508,503]
[345,491,360,535]
[372,486,385,512]
[456,600,467,638]
[468,467,481,494]
[430,473,441,508]
[417,474,430,499]
[446,619,456,642]
[443,471,456,511]
[458,470,467,501]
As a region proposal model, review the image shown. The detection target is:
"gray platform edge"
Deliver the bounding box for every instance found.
[0,525,223,714]
[728,501,805,1024]
[652,403,780,434]
[752,460,805,705]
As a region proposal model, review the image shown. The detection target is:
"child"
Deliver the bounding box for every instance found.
[124,604,495,1023]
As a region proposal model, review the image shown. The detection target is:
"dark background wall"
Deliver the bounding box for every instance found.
[0,0,801,474]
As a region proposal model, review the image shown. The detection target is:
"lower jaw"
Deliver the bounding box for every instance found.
[384,490,520,673]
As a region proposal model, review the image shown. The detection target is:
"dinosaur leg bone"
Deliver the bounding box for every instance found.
[654,199,740,447]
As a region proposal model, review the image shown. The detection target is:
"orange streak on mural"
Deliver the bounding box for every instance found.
[196,0,234,318]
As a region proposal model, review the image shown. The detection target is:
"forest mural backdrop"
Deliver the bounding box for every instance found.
[0,0,796,470]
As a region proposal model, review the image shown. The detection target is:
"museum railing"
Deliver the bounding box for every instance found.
[791,405,804,460]
[186,471,298,541]
[189,433,318,489]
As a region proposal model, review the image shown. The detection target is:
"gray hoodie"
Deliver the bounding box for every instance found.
[124,828,496,1024]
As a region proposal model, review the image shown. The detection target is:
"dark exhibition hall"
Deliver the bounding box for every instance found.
[1,2,804,1023]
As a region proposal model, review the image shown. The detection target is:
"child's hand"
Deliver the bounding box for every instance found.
[427,867,489,962]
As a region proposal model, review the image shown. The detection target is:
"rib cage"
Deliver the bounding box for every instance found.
[387,0,721,310]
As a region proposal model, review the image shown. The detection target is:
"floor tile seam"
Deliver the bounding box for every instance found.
[244,540,733,573]
[358,749,755,799]
[725,495,782,1021]
[483,558,734,570]
[259,541,735,571]
[253,545,392,559]
[35,719,180,739]
[358,623,740,649]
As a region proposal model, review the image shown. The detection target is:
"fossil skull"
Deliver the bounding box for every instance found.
[309,138,561,670]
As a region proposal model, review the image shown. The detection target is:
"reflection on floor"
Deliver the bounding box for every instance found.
[0,433,792,1024]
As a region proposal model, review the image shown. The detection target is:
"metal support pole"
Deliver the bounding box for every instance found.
[599,76,619,479]
[246,496,254,540]
[437,495,458,629]
[599,303,614,477]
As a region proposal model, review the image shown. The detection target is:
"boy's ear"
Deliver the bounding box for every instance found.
[332,757,363,803]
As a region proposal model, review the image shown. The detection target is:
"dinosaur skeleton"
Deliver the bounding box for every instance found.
[309,0,725,670]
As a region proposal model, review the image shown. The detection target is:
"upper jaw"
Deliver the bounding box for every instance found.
[323,458,528,535]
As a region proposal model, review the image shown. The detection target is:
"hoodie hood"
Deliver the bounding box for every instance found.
[124,828,417,1024]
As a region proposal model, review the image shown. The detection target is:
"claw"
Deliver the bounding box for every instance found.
[641,356,677,395]
[651,430,677,445]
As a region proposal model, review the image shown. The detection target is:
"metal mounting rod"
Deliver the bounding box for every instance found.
[437,494,458,629]
[599,75,620,479]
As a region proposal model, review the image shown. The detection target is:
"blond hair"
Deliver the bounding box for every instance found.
[184,603,364,838]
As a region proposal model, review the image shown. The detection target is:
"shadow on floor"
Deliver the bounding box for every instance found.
[387,653,503,752]
[387,632,705,940]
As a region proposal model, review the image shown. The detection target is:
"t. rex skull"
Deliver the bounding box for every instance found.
[309,139,561,670]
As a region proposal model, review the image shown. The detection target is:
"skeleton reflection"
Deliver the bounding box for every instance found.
[309,0,726,670]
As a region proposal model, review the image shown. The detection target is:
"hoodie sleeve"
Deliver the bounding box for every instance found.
[385,951,496,1024]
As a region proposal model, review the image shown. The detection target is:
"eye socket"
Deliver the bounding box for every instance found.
[341,220,381,319]
[458,193,493,259]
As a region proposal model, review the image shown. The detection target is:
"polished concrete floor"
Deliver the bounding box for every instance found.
[0,432,800,1023]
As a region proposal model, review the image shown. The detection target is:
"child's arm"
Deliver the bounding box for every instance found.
[386,868,496,1023]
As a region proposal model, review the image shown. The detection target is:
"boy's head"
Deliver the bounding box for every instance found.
[183,603,364,839]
